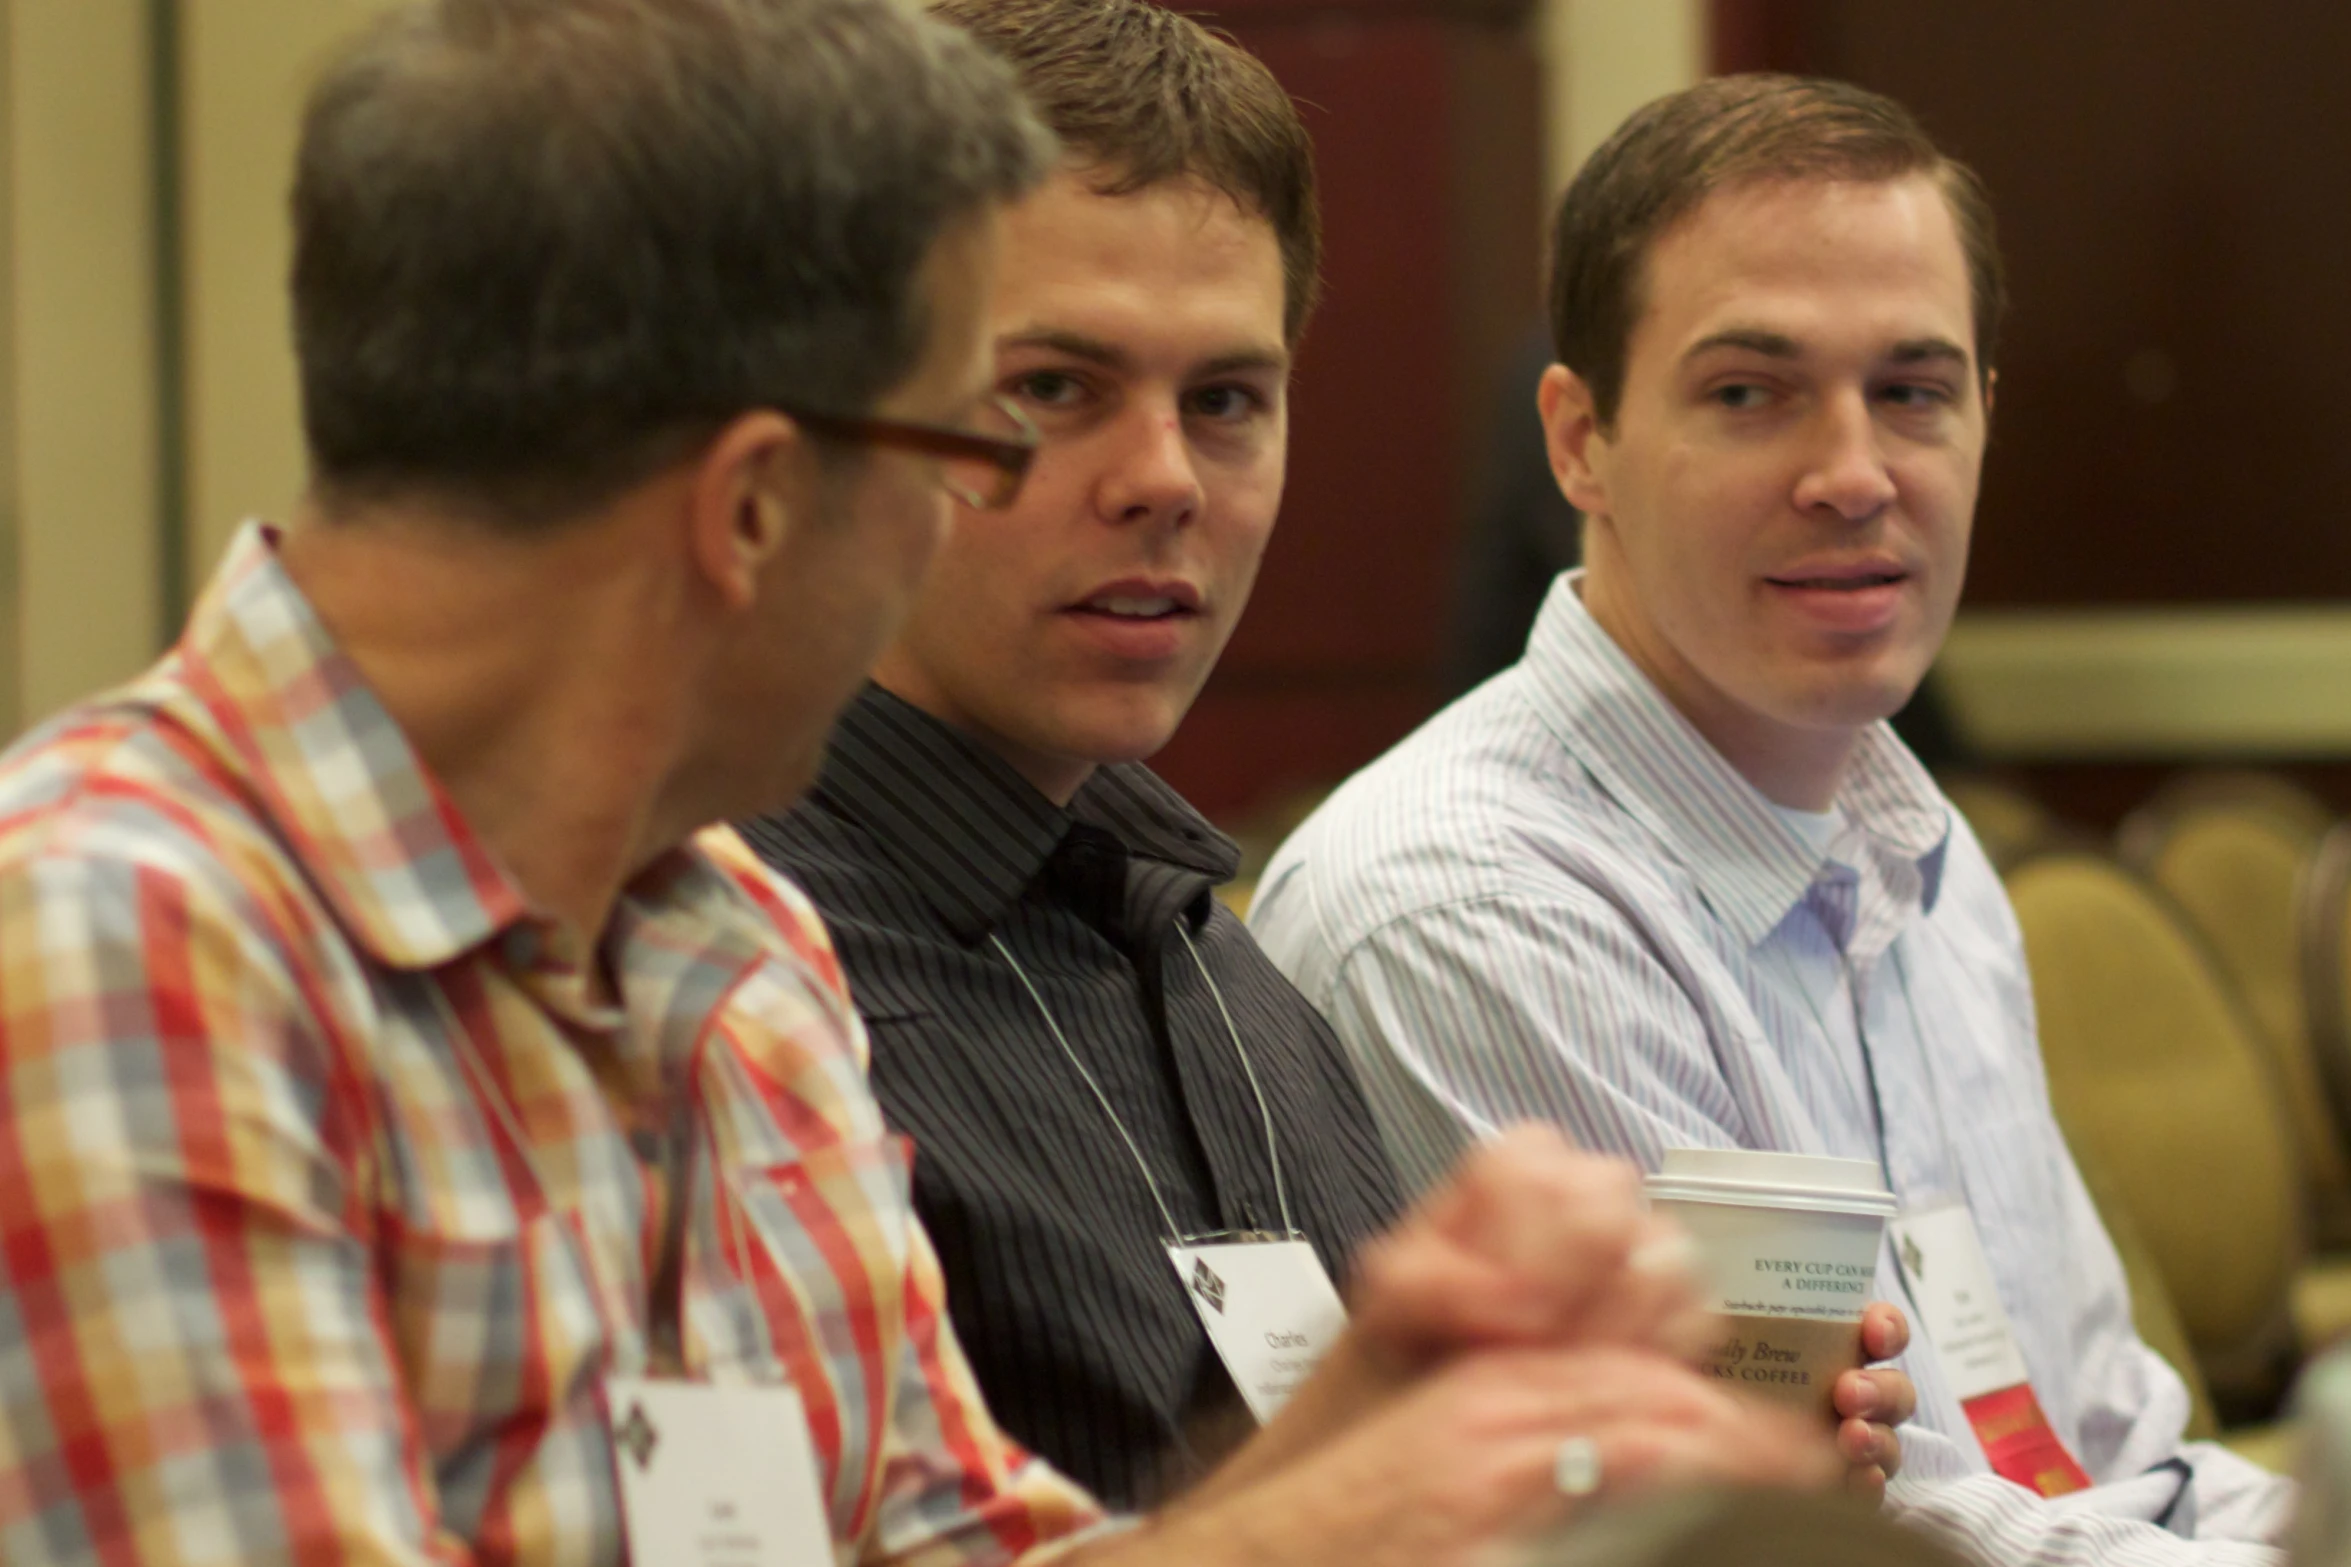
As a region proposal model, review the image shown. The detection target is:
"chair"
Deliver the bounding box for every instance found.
[2119,771,2351,1246]
[2304,822,2351,1192]
[2005,848,2318,1418]
[2070,1139,2222,1441]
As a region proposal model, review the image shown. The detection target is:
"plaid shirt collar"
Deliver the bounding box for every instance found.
[183,524,740,1022]
[1521,571,1953,953]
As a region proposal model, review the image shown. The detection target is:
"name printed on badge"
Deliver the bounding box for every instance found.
[606,1377,836,1567]
[1888,1203,2091,1498]
[1167,1238,1348,1424]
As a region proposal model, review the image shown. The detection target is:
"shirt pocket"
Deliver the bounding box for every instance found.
[376,1208,607,1492]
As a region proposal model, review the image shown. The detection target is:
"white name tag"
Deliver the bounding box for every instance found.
[1887,1202,2030,1399]
[1886,1202,2092,1496]
[1167,1238,1347,1424]
[607,1377,834,1567]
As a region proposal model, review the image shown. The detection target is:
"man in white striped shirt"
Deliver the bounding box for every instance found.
[1251,74,2295,1563]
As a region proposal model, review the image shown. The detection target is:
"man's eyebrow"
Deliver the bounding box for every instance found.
[1197,347,1290,378]
[1683,328,1801,362]
[996,328,1130,370]
[1681,328,1975,372]
[995,328,1290,379]
[1888,337,1973,369]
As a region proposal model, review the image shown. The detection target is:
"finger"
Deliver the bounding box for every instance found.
[1556,1215,1709,1354]
[1445,1131,1648,1306]
[1837,1411,1903,1485]
[1352,1133,1655,1358]
[1348,1228,1563,1360]
[1834,1366,1917,1430]
[1598,1402,1844,1496]
[1860,1301,1910,1362]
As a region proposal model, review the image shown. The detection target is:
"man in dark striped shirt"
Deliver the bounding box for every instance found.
[740,3,1399,1505]
[742,0,1913,1514]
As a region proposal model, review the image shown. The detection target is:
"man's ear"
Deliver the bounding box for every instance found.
[686,410,806,610]
[1538,363,1611,516]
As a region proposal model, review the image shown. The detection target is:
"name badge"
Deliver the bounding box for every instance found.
[606,1377,834,1566]
[1167,1238,1347,1423]
[1888,1202,2091,1497]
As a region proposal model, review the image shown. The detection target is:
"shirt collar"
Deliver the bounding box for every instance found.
[1519,572,1952,949]
[180,523,533,969]
[812,684,1238,943]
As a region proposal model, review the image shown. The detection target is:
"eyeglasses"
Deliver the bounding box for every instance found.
[783,394,1037,509]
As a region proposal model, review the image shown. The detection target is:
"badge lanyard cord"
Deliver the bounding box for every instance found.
[990,927,1298,1243]
[1177,920,1294,1239]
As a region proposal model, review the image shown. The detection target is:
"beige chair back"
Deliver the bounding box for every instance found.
[2306,825,2351,1174]
[2121,778,2351,1243]
[2006,849,2304,1410]
[2070,1137,2221,1439]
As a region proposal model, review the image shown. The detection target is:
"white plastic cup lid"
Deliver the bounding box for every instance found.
[1644,1146,1896,1219]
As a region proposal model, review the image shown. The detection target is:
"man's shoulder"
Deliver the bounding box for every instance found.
[735,796,932,930]
[1255,675,1671,955]
[0,675,303,914]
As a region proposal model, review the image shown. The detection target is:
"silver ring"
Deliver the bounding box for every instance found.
[1554,1434,1603,1498]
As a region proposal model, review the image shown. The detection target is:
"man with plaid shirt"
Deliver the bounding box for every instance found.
[0,2,1839,1563]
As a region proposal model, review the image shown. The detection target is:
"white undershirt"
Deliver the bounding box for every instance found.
[1769,800,1846,859]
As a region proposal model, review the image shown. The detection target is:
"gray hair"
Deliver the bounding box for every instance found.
[293,0,1053,525]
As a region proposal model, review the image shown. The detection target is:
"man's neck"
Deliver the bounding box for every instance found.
[865,670,1098,808]
[1574,573,1861,813]
[279,492,701,949]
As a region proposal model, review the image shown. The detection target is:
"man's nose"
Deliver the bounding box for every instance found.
[1791,390,1899,522]
[1097,404,1202,527]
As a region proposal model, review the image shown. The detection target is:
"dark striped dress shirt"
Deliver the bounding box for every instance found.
[739,686,1402,1509]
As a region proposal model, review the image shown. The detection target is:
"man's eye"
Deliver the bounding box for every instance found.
[1186,384,1264,421]
[1880,382,1955,409]
[1710,383,1770,411]
[1009,370,1086,407]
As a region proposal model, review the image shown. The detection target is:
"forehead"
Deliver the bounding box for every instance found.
[988,167,1286,350]
[1628,174,1975,369]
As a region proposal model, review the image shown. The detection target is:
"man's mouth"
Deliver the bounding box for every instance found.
[1079,594,1186,620]
[1766,570,1908,590]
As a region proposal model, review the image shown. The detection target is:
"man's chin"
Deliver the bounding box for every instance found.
[1057,697,1191,771]
[1784,673,1929,736]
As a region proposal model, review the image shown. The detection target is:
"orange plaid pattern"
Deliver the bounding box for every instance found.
[0,525,1100,1565]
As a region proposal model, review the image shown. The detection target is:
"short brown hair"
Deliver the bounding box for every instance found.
[294,0,1051,526]
[930,0,1320,342]
[1548,73,2003,430]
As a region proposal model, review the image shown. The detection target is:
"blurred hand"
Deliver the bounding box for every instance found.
[1834,1302,1918,1503]
[1113,1346,1842,1567]
[1346,1125,1713,1372]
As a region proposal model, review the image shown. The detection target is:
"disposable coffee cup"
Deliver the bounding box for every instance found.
[1644,1148,1897,1423]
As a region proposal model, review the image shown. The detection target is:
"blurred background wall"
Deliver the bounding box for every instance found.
[0,0,393,734]
[1,0,2345,826]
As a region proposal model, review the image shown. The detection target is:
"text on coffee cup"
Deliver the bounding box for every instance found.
[1756,1260,1871,1294]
